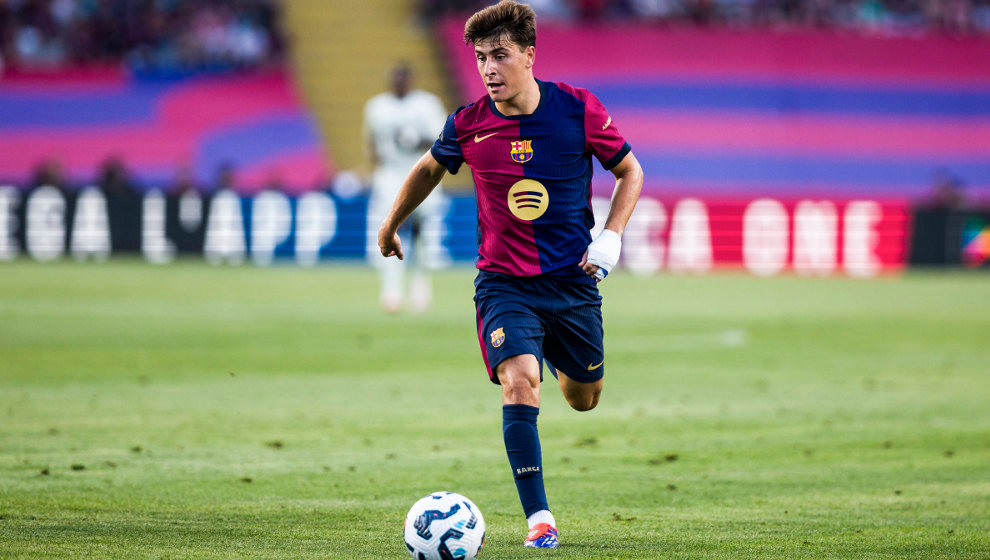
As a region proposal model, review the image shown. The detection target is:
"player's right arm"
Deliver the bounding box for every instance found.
[377,151,447,260]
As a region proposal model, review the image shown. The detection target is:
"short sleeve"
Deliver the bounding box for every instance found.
[584,92,631,171]
[430,110,465,175]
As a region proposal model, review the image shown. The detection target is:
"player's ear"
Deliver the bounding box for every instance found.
[523,46,535,68]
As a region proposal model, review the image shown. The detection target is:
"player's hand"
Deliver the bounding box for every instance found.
[578,256,600,281]
[378,226,404,260]
[581,229,621,282]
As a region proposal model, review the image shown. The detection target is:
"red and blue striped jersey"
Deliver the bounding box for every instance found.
[431,79,631,282]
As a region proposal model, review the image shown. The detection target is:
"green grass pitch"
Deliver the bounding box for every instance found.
[1,260,988,559]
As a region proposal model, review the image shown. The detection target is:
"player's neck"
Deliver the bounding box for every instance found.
[495,78,541,116]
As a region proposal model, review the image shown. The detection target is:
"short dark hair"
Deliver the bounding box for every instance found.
[464,0,536,49]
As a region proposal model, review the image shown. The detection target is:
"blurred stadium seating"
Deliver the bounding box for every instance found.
[1,0,988,270]
[440,19,990,202]
[0,0,327,191]
[0,0,285,71]
[0,67,331,191]
[424,0,990,34]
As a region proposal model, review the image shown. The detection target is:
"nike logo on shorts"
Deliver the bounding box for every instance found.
[587,360,604,371]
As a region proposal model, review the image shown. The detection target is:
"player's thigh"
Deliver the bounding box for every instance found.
[542,284,605,386]
[474,277,547,386]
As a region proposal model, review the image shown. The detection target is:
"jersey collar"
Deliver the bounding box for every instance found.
[488,78,548,121]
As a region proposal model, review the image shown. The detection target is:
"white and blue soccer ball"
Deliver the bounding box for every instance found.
[403,491,486,560]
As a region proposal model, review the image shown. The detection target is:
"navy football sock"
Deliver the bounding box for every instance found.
[502,404,549,517]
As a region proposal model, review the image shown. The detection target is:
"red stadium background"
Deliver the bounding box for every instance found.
[2,3,989,273]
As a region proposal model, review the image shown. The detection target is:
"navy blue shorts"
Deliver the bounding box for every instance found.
[474,270,604,385]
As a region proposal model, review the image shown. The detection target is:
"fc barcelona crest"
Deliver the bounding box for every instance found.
[510,140,534,164]
[490,327,505,348]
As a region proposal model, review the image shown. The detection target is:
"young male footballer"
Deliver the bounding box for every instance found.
[378,0,643,549]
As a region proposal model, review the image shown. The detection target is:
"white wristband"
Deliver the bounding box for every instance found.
[586,229,622,280]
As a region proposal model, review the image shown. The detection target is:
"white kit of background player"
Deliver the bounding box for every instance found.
[363,63,450,312]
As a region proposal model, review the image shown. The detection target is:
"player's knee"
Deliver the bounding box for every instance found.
[497,358,540,405]
[566,389,600,412]
[502,379,536,405]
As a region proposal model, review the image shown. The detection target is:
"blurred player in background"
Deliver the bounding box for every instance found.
[378,0,643,548]
[363,62,448,313]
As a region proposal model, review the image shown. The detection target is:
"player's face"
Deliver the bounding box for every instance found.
[475,39,535,103]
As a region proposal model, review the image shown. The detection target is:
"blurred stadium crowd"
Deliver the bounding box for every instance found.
[3,0,987,76]
[423,0,990,34]
[0,0,285,72]
[1,1,987,269]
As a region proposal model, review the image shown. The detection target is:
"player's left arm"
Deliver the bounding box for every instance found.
[581,151,644,280]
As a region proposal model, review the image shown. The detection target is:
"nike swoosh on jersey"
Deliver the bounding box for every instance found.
[587,360,604,371]
[474,132,498,143]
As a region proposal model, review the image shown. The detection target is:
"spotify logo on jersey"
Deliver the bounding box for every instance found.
[507,179,549,221]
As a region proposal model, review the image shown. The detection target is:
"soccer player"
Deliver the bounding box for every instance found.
[377,0,643,548]
[364,62,449,313]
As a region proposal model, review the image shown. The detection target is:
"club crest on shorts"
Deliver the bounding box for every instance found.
[490,327,505,348]
[510,140,533,164]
